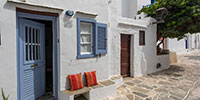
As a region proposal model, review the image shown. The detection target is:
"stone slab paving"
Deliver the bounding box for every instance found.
[102,51,200,100]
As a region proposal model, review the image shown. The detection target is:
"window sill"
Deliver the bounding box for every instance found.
[77,54,96,59]
[118,17,148,28]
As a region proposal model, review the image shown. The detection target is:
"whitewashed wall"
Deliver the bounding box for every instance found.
[167,33,200,54]
[0,0,18,100]
[0,0,158,99]
[0,0,110,99]
[121,0,137,19]
[157,54,170,71]
[168,38,186,51]
[109,0,158,77]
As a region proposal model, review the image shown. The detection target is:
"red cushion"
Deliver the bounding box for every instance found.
[68,73,84,91]
[84,71,98,87]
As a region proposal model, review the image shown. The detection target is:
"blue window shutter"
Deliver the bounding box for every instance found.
[96,23,107,55]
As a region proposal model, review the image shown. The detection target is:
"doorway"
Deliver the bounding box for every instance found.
[120,34,131,77]
[17,11,58,100]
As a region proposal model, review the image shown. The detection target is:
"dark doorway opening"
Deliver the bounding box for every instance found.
[26,18,54,100]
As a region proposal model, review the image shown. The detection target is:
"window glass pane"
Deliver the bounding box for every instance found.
[80,44,92,54]
[139,31,145,45]
[29,27,32,60]
[36,29,38,60]
[38,30,41,60]
[25,26,28,61]
[80,35,91,43]
[80,22,93,54]
[80,23,92,34]
[33,28,35,60]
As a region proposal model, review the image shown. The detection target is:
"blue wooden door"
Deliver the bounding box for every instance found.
[19,18,45,100]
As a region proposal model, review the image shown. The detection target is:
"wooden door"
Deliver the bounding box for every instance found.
[120,35,131,77]
[19,18,45,100]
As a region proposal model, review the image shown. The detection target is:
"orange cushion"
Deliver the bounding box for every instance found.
[84,71,98,87]
[68,73,84,91]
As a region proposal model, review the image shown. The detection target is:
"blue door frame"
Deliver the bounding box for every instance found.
[16,12,59,100]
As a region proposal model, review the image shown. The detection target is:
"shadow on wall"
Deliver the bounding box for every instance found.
[140,53,147,75]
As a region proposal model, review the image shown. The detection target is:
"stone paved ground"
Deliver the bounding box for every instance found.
[103,51,200,100]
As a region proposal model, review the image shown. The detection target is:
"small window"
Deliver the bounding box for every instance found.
[77,18,96,59]
[77,18,107,59]
[139,30,145,46]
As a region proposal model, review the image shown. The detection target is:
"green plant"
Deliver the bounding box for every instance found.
[1,88,9,100]
[138,0,200,40]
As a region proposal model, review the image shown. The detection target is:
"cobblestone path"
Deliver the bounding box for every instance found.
[103,51,200,100]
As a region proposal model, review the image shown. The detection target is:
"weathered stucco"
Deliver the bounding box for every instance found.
[0,0,168,100]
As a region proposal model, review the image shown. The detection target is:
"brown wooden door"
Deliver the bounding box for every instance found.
[121,35,131,77]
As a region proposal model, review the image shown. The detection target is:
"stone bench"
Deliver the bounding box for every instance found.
[59,80,116,100]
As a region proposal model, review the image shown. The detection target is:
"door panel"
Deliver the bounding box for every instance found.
[19,18,45,100]
[120,35,131,77]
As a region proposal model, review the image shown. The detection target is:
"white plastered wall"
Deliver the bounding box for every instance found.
[121,0,137,19]
[168,38,186,51]
[109,0,158,77]
[0,1,17,100]
[0,0,110,99]
[0,0,164,99]
[167,33,200,54]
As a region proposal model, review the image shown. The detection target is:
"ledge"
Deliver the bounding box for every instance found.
[118,17,151,28]
[7,0,64,11]
[76,10,98,16]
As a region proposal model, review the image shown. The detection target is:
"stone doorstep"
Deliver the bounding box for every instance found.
[99,80,115,86]
[123,77,134,82]
[111,75,122,81]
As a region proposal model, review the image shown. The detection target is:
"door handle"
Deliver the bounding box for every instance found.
[31,64,38,68]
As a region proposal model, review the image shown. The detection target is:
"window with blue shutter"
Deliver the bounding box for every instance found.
[96,23,107,55]
[77,18,107,59]
[77,18,96,59]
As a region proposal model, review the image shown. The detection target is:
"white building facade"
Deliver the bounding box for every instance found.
[165,33,200,54]
[0,0,169,100]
